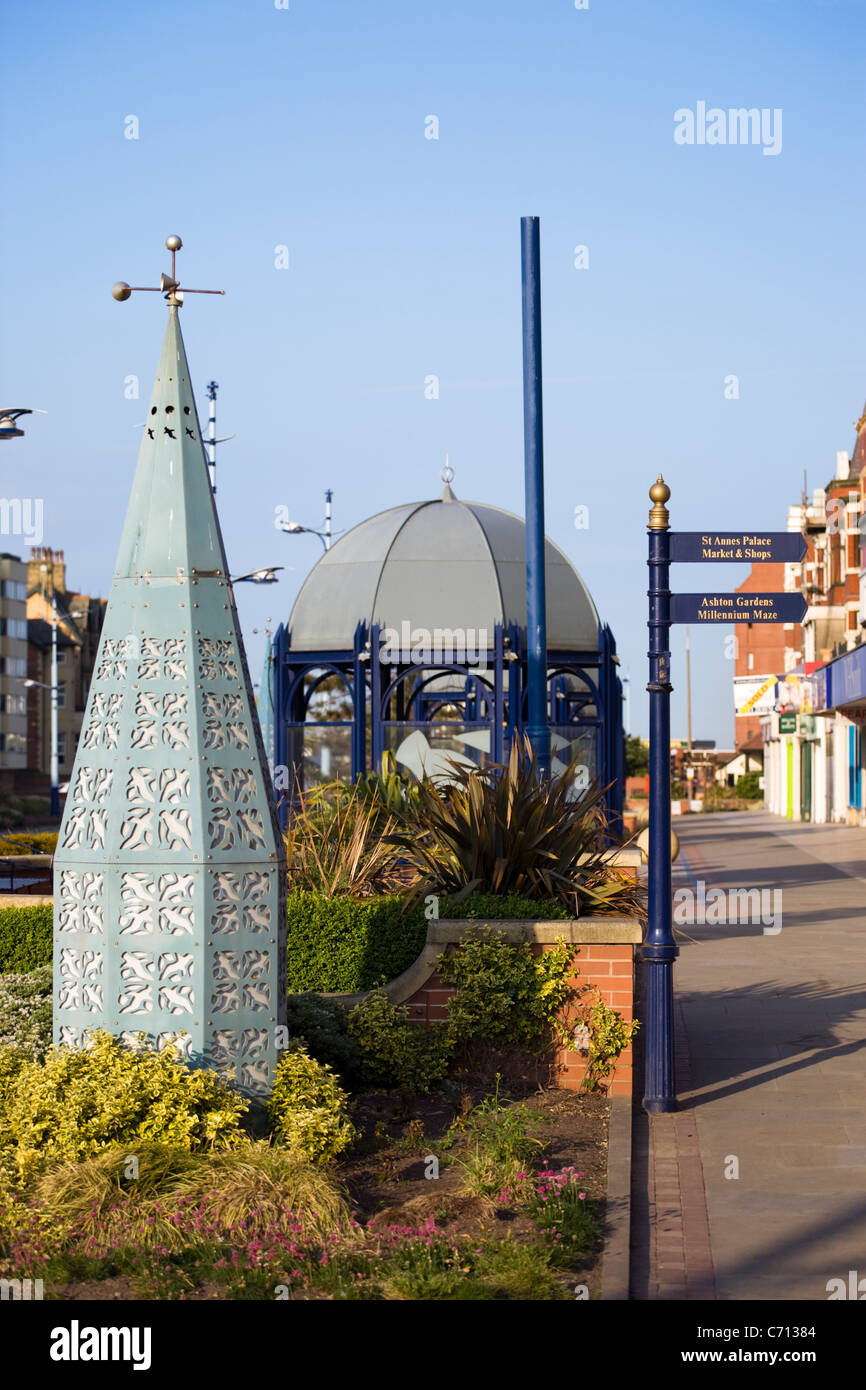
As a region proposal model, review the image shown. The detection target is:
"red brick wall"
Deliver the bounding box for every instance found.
[404,941,636,1097]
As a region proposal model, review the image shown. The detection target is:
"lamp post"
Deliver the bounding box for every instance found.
[203,381,234,494]
[26,592,84,818]
[23,676,61,812]
[280,490,338,552]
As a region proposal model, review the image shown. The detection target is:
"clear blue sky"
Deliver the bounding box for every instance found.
[2,0,864,746]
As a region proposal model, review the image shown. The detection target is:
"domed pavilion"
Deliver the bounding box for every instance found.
[271,475,624,820]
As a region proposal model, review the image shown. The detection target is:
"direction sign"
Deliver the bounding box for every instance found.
[669,532,807,564]
[670,592,807,624]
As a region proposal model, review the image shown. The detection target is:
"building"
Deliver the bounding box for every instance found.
[25,547,106,793]
[732,559,803,768]
[0,553,28,782]
[761,420,865,823]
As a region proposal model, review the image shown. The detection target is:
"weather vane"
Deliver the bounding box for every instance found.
[111,235,225,308]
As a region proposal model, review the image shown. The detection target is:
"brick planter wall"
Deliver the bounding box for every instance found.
[321,919,643,1099]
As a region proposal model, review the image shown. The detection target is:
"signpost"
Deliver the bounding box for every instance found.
[643,478,806,1113]
[670,593,807,625]
[669,532,807,564]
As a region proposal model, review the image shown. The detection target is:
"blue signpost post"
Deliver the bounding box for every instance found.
[642,479,808,1112]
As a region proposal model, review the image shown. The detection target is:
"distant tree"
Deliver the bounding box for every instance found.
[625,736,649,778]
[736,770,762,801]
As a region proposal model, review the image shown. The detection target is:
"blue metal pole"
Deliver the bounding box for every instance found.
[644,476,678,1112]
[520,216,550,778]
[273,624,289,830]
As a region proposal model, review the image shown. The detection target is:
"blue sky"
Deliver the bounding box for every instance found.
[2,0,864,746]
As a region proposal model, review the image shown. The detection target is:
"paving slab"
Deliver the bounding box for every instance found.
[667,812,866,1302]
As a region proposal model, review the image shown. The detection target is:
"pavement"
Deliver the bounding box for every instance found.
[630,811,866,1301]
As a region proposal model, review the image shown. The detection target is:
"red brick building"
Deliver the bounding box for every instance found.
[734,560,804,754]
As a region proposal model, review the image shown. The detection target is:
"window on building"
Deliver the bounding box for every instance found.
[747,652,754,671]
[0,618,27,639]
[57,649,67,665]
[0,657,26,677]
[56,683,66,709]
[57,733,67,764]
[0,580,26,601]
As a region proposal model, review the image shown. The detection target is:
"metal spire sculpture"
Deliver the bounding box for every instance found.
[54,237,286,1095]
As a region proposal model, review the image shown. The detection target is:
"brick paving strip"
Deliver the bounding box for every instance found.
[630,982,717,1300]
[600,1094,633,1299]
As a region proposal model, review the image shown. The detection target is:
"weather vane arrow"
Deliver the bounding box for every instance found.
[111,235,225,307]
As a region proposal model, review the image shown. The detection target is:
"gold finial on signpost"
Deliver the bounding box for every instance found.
[111,235,225,308]
[649,474,671,530]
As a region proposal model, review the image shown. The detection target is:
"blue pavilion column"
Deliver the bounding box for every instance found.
[370,623,383,769]
[352,622,368,779]
[520,216,550,777]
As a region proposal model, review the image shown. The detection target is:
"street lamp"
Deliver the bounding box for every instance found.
[279,489,340,552]
[231,567,284,585]
[0,408,46,441]
[31,580,85,818]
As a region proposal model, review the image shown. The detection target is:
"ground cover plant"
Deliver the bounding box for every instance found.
[0,936,614,1299]
[0,1074,607,1301]
[0,965,52,1061]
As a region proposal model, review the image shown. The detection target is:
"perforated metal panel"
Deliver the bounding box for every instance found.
[53,309,286,1095]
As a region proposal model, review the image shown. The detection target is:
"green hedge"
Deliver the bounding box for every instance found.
[0,891,572,993]
[287,890,572,993]
[439,892,570,922]
[0,904,53,972]
[287,893,428,992]
[0,831,57,855]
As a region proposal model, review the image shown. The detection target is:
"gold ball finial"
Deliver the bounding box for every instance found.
[165,235,183,252]
[648,474,670,530]
[111,281,132,302]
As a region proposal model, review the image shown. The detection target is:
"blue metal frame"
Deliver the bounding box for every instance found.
[271,617,624,829]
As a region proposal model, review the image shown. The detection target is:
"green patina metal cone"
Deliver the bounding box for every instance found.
[53,306,286,1095]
